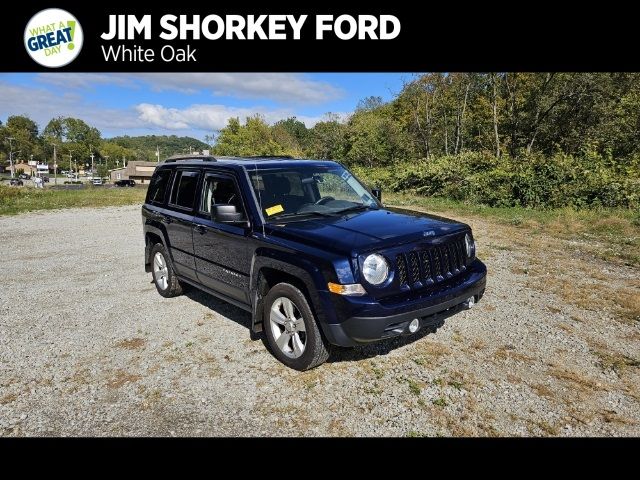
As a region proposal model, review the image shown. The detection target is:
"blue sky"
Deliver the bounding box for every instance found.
[0,73,412,140]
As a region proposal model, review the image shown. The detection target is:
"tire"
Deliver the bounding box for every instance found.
[263,282,330,370]
[150,243,183,298]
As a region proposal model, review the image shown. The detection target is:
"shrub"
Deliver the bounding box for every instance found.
[365,151,640,209]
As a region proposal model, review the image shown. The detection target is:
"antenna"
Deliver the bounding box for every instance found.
[254,161,266,237]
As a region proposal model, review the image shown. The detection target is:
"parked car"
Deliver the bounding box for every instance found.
[142,156,487,370]
[114,179,136,187]
[9,178,23,186]
[18,173,31,180]
[92,178,103,186]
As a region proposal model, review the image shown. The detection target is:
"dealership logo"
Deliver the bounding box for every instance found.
[24,8,83,67]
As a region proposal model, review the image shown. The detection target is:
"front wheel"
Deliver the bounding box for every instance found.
[263,283,330,370]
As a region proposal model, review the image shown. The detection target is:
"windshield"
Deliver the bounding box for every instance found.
[248,164,380,221]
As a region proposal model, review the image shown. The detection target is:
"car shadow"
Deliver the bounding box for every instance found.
[184,285,453,364]
[327,317,447,364]
[183,287,253,331]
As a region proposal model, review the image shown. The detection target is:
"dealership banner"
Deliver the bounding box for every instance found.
[6,2,637,71]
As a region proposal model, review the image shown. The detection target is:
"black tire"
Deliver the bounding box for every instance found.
[263,282,330,370]
[150,243,183,298]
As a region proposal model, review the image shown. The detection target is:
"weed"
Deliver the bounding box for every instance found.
[407,379,422,396]
[432,397,448,407]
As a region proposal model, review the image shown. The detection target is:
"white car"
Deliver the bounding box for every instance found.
[92,178,103,185]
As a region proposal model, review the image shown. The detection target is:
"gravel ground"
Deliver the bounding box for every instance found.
[0,205,638,436]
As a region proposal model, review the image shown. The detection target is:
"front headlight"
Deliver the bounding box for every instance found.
[464,233,475,258]
[362,253,389,285]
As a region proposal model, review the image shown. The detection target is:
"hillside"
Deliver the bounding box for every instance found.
[107,135,210,159]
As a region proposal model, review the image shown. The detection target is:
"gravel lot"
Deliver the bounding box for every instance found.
[1,205,638,436]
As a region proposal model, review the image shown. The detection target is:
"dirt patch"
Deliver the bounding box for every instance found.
[106,370,142,389]
[115,338,147,350]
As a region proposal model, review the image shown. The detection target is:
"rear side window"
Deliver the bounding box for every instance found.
[170,170,200,209]
[146,169,171,205]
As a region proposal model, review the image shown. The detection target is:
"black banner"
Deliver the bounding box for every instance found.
[6,1,640,71]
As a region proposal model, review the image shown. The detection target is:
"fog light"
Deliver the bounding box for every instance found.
[408,318,420,333]
[464,296,475,309]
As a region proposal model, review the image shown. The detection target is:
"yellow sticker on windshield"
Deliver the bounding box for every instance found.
[265,204,284,216]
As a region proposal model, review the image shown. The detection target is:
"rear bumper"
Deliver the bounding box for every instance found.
[322,259,486,347]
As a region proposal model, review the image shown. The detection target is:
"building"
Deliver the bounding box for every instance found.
[109,161,158,184]
[10,162,39,176]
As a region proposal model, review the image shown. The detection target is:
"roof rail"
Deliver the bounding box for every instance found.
[164,154,217,163]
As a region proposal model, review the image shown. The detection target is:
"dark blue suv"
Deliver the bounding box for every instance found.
[142,155,487,370]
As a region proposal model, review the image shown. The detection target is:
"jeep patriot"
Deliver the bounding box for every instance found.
[142,155,487,370]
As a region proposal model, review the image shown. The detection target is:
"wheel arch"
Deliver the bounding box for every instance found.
[144,228,169,272]
[249,252,330,335]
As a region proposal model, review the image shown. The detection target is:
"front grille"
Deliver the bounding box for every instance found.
[395,236,468,288]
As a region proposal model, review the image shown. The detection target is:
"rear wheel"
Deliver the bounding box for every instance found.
[263,283,330,370]
[150,243,183,298]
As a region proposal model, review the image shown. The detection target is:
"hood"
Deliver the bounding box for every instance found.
[266,207,469,256]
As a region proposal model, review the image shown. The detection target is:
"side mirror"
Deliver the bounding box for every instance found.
[212,204,245,224]
[371,187,382,202]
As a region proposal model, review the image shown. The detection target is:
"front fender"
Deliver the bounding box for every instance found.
[249,248,338,335]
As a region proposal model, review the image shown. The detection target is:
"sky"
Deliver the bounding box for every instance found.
[0,73,412,140]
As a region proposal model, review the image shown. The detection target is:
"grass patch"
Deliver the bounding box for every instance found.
[448,379,464,391]
[407,378,422,396]
[432,397,448,407]
[549,366,604,393]
[384,192,640,267]
[592,350,640,376]
[0,185,147,216]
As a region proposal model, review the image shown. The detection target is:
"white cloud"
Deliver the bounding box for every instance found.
[0,81,141,132]
[134,103,349,131]
[0,81,350,138]
[36,72,343,104]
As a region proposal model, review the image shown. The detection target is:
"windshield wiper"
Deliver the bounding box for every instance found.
[333,204,378,214]
[271,210,338,220]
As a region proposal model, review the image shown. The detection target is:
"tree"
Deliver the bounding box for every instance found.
[43,116,102,166]
[4,115,41,163]
[308,114,347,160]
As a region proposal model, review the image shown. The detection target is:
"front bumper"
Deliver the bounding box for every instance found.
[322,259,486,347]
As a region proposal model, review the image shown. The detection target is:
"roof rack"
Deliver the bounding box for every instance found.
[164,154,217,163]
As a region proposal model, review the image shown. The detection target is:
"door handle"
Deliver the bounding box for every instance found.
[161,215,173,224]
[194,224,207,234]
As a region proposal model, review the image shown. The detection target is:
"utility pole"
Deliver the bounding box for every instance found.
[90,152,95,177]
[52,143,57,185]
[156,145,160,162]
[69,153,73,180]
[7,137,15,178]
[122,155,126,169]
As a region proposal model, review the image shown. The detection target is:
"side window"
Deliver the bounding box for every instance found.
[169,170,200,210]
[146,169,171,205]
[200,175,246,220]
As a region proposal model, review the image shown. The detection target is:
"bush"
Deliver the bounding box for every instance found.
[369,151,640,209]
